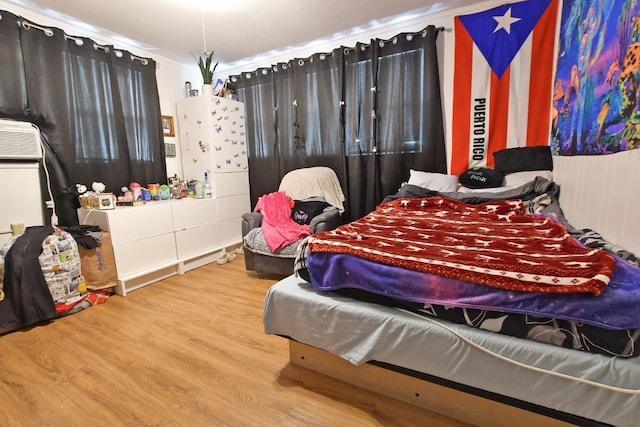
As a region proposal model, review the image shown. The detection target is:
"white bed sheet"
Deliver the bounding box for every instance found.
[263,275,640,426]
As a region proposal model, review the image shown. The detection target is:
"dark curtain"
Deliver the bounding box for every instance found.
[375,28,447,199]
[0,10,166,226]
[232,25,445,222]
[236,67,279,203]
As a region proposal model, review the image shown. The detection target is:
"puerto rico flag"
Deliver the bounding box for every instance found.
[451,0,559,176]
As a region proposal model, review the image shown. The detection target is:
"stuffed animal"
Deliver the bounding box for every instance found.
[91,181,106,194]
[75,184,87,195]
[129,182,142,201]
[159,184,171,200]
[120,186,134,202]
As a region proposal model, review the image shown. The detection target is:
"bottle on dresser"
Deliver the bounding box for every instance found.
[195,181,204,199]
[204,172,213,198]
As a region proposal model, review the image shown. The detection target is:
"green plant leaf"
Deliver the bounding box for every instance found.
[192,51,218,84]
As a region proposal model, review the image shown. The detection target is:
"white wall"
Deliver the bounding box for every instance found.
[553,150,640,255]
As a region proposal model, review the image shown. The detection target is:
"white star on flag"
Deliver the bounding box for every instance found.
[493,7,521,34]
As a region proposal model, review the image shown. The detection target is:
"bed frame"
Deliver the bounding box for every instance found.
[288,340,601,427]
[264,275,635,426]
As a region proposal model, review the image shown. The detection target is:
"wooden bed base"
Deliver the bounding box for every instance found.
[289,340,596,427]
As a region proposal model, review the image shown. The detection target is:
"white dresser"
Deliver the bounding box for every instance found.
[77,196,249,296]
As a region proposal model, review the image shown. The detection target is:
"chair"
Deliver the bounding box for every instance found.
[242,167,345,276]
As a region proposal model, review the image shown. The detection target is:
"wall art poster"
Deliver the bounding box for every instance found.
[553,0,640,155]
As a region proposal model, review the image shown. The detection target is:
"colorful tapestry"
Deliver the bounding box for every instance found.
[451,0,560,176]
[553,0,640,155]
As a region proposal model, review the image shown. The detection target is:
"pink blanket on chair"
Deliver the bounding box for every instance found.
[255,192,311,252]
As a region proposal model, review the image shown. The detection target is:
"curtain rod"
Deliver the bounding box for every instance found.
[19,19,150,65]
[20,21,53,36]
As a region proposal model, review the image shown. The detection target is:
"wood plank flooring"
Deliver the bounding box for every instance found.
[0,255,473,427]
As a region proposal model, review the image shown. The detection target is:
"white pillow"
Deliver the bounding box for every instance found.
[503,170,553,187]
[407,170,458,192]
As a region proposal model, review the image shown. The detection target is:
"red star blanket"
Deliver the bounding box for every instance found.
[308,197,615,295]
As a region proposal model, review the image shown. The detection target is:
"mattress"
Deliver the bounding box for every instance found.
[298,178,640,358]
[305,252,640,357]
[263,274,640,427]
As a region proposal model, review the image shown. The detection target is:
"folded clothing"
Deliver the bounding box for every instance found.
[60,225,103,249]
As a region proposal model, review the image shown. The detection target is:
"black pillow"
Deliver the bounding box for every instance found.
[493,146,553,174]
[459,167,504,189]
[291,200,330,225]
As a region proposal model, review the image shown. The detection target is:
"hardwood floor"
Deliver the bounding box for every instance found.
[0,255,473,427]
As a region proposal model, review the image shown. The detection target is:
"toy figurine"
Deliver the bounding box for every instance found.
[91,181,106,194]
[119,186,134,202]
[159,184,171,200]
[75,184,88,195]
[129,182,142,201]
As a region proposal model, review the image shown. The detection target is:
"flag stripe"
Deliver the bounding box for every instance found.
[507,37,532,150]
[451,17,473,177]
[486,65,510,169]
[527,0,559,147]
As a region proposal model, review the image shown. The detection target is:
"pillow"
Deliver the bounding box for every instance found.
[493,146,553,174]
[457,184,516,194]
[458,167,504,189]
[503,170,553,187]
[291,200,330,225]
[407,170,458,192]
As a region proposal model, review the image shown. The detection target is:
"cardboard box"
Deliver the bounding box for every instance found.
[79,231,117,290]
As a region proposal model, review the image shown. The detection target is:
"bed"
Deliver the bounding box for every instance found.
[263,170,640,426]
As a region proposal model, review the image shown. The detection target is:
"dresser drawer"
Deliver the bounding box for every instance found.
[212,171,249,198]
[171,198,218,230]
[216,217,243,248]
[79,203,173,245]
[217,194,250,222]
[111,232,177,277]
[174,222,219,259]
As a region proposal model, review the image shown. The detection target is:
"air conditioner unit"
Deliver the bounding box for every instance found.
[0,119,42,160]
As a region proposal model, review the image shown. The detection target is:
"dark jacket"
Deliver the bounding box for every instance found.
[1,226,57,334]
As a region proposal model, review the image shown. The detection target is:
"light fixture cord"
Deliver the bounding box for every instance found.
[201,9,209,55]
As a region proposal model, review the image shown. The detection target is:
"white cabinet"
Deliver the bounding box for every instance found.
[78,197,247,296]
[175,95,250,269]
[175,95,248,184]
[100,203,176,279]
[78,203,178,296]
[172,198,219,262]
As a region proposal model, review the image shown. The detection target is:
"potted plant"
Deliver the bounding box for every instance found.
[193,51,218,95]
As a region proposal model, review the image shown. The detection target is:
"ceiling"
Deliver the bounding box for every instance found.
[5,0,482,69]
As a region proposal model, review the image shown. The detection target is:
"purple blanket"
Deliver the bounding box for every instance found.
[307,251,640,330]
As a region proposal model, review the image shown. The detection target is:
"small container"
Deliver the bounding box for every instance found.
[142,188,151,201]
[203,172,212,198]
[195,182,204,199]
